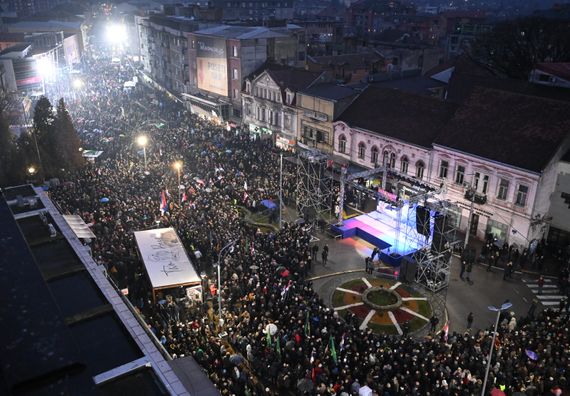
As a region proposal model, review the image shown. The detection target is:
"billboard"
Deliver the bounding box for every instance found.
[196,36,228,97]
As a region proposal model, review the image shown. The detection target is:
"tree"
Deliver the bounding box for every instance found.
[32,96,59,177]
[473,17,570,80]
[0,111,19,186]
[54,98,83,170]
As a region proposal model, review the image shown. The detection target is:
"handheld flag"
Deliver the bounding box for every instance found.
[329,335,338,365]
[266,331,272,348]
[160,190,168,215]
[304,311,310,337]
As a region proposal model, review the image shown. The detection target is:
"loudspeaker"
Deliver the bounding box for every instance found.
[399,256,417,282]
[415,205,430,236]
[431,213,449,253]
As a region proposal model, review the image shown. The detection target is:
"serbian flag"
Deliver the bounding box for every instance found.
[160,190,168,215]
[442,322,449,342]
[182,191,188,203]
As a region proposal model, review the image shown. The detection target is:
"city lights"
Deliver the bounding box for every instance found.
[106,23,127,45]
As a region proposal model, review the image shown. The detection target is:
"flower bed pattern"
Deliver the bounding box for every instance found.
[332,277,432,335]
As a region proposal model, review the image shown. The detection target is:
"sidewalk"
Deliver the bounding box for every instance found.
[458,231,563,278]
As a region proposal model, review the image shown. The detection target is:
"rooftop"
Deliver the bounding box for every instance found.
[194,24,301,39]
[535,62,570,81]
[300,83,357,101]
[308,50,384,69]
[436,87,570,172]
[338,86,456,148]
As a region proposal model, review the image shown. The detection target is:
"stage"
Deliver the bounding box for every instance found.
[331,205,429,267]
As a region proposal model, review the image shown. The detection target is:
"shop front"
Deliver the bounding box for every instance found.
[248,123,273,140]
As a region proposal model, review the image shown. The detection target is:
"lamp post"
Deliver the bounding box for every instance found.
[136,135,148,169]
[27,165,37,183]
[173,161,182,204]
[481,301,513,395]
[216,240,237,333]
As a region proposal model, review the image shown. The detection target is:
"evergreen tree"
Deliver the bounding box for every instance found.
[0,111,19,186]
[32,96,59,177]
[54,98,83,170]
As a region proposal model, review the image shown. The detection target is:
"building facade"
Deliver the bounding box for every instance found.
[241,66,323,148]
[185,24,306,123]
[333,85,570,248]
[296,84,358,153]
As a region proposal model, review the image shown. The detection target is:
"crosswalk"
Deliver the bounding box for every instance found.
[523,277,567,310]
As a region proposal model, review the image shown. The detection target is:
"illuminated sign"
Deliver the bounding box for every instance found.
[196,36,228,97]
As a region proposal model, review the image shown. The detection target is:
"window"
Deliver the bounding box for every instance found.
[233,89,238,99]
[482,175,489,194]
[416,161,425,180]
[371,146,379,165]
[338,135,347,154]
[439,160,449,179]
[382,150,389,166]
[400,156,409,174]
[497,179,509,200]
[358,142,366,160]
[473,172,480,190]
[246,81,251,93]
[316,130,328,143]
[455,165,465,185]
[232,45,238,57]
[232,68,238,80]
[389,153,396,168]
[515,184,528,207]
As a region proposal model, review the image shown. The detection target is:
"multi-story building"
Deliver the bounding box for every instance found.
[241,65,324,149]
[137,15,207,98]
[333,85,570,248]
[213,0,294,21]
[306,50,384,84]
[296,83,358,153]
[185,24,305,123]
[529,63,570,89]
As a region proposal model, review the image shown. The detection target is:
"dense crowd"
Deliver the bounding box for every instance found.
[48,53,569,396]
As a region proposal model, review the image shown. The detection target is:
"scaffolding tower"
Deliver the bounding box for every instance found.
[296,148,333,225]
[401,191,458,292]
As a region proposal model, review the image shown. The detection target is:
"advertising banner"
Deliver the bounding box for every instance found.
[196,36,228,97]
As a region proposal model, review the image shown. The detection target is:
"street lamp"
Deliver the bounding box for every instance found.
[136,135,148,169]
[27,166,36,176]
[216,240,237,334]
[72,78,83,89]
[481,301,513,395]
[173,161,182,203]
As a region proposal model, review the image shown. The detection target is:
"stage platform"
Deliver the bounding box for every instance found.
[331,208,427,267]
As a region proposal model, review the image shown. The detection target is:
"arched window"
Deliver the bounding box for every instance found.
[338,134,347,153]
[389,153,396,168]
[400,156,409,174]
[382,150,389,166]
[416,160,425,180]
[358,142,366,159]
[371,146,379,165]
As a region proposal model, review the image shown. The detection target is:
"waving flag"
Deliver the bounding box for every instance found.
[304,311,311,337]
[160,190,168,215]
[329,335,338,365]
[182,191,188,203]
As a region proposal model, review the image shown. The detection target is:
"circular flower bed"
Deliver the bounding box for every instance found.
[332,277,432,335]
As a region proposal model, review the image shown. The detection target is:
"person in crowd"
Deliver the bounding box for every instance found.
[47,51,570,396]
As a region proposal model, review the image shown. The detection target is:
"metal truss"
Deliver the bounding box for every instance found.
[295,148,334,225]
[406,197,459,292]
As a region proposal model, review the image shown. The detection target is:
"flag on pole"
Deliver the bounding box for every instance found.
[182,191,188,203]
[160,190,168,215]
[266,331,272,348]
[443,322,449,342]
[304,311,311,337]
[244,180,248,191]
[329,335,338,365]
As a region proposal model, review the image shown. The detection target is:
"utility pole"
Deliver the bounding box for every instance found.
[464,188,475,249]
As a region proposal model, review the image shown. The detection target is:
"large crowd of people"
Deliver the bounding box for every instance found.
[47,52,569,396]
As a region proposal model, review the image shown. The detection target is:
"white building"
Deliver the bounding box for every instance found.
[334,85,570,249]
[241,65,324,149]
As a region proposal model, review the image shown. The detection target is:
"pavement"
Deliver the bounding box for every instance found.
[307,230,541,336]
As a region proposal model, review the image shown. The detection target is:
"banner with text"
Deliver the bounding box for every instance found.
[196,36,228,97]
